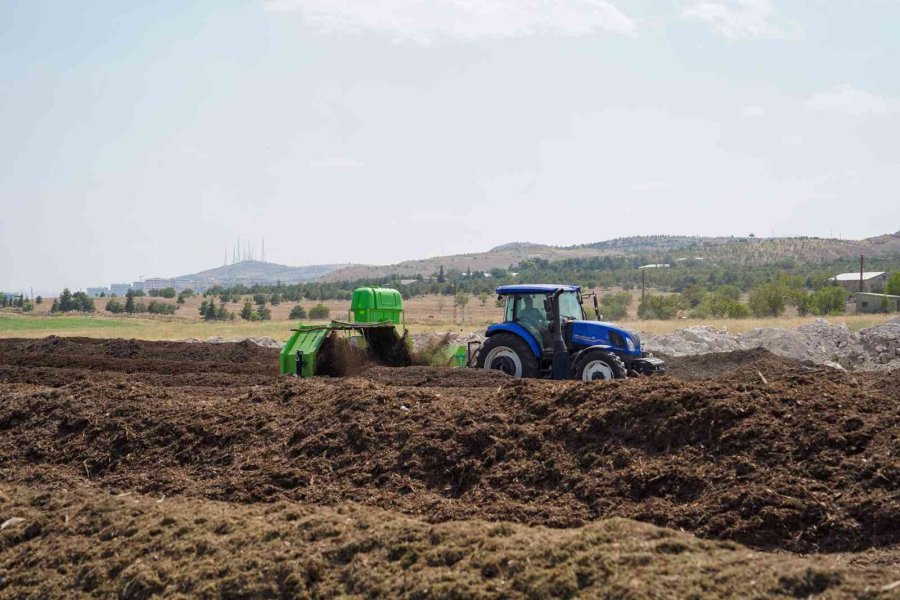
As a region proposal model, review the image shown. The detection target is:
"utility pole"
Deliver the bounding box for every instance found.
[859,254,864,293]
[641,269,646,303]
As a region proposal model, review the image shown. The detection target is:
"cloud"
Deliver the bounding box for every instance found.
[806,84,895,116]
[683,0,785,40]
[262,0,639,42]
[741,106,766,117]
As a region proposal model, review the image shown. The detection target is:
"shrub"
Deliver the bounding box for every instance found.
[289,305,307,320]
[679,284,707,308]
[638,294,680,320]
[51,289,96,313]
[200,300,233,321]
[692,292,747,319]
[147,300,177,315]
[257,306,272,321]
[886,272,900,296]
[159,287,176,299]
[599,292,631,321]
[240,302,254,321]
[810,286,847,316]
[308,304,330,320]
[106,299,125,314]
[716,285,741,302]
[748,283,786,317]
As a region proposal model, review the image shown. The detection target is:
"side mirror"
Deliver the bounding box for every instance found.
[543,297,553,313]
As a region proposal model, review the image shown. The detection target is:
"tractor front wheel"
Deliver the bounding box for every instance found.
[575,350,627,381]
[476,333,538,378]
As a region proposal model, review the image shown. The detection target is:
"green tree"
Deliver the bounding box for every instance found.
[35,296,43,305]
[638,295,679,320]
[57,288,73,312]
[240,301,254,320]
[886,272,900,296]
[147,300,177,315]
[810,286,847,316]
[308,304,330,320]
[599,292,632,320]
[125,291,136,314]
[437,265,446,283]
[106,299,125,314]
[680,283,707,308]
[289,305,307,320]
[478,291,490,307]
[257,306,272,321]
[454,291,470,323]
[748,283,786,317]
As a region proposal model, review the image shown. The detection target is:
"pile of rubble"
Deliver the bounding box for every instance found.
[646,318,900,371]
[179,336,283,349]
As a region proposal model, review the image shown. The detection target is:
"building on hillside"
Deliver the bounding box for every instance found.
[830,272,887,293]
[133,278,174,292]
[638,264,671,269]
[86,287,109,297]
[110,283,132,296]
[855,292,900,314]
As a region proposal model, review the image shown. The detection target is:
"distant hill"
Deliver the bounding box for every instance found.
[320,232,900,282]
[177,261,346,286]
[319,244,608,282]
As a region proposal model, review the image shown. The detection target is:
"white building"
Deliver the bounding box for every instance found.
[110,283,132,296]
[830,272,887,293]
[86,287,109,297]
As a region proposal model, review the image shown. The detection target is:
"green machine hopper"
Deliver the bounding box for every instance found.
[279,287,408,377]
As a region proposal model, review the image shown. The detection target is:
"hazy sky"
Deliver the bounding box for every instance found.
[2,0,899,293]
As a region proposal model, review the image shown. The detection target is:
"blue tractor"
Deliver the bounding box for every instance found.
[473,284,665,380]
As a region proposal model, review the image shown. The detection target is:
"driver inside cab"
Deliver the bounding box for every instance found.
[518,295,546,326]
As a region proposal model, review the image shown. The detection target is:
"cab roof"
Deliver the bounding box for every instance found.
[496,284,581,295]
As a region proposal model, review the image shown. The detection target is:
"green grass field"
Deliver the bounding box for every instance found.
[0,315,140,332]
[0,311,893,342]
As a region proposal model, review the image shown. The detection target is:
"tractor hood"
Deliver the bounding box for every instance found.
[570,320,643,356]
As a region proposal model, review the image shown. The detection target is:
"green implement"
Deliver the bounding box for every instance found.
[279,287,408,377]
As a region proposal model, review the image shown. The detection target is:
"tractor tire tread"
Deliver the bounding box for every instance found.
[575,349,627,380]
[476,333,539,378]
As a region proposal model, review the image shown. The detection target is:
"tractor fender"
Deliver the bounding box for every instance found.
[485,323,541,358]
[571,344,615,366]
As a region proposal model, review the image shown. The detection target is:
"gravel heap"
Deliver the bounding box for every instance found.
[646,319,900,371]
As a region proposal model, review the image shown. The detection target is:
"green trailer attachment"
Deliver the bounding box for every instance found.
[280,287,412,377]
[279,321,399,377]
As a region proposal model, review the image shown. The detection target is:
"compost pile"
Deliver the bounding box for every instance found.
[1,337,899,598]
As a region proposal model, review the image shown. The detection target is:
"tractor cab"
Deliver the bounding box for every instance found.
[473,284,665,380]
[499,285,582,353]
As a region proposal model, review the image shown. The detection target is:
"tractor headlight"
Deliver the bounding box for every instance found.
[626,336,636,352]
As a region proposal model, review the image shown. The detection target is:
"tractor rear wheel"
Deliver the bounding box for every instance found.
[476,333,538,378]
[575,349,627,381]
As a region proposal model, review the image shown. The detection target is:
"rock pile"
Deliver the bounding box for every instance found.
[646,319,900,371]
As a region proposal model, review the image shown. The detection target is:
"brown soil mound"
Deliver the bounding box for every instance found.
[0,336,280,376]
[2,486,895,599]
[1,338,897,554]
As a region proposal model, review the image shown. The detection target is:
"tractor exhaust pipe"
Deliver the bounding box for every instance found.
[551,289,571,380]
